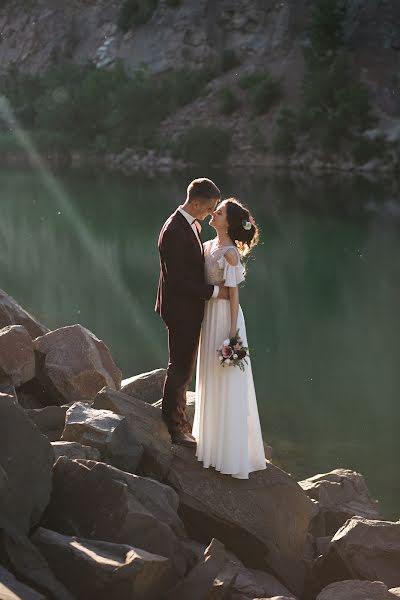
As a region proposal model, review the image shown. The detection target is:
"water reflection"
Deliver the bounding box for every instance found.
[0,167,399,519]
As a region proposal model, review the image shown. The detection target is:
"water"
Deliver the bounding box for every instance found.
[1,166,399,519]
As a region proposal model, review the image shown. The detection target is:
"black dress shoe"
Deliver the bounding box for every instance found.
[171,432,197,448]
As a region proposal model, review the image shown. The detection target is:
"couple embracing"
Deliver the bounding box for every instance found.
[156,178,266,479]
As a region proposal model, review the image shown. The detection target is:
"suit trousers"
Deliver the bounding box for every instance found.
[162,316,202,435]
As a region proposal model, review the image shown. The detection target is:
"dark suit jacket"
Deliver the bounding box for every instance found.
[155,209,214,325]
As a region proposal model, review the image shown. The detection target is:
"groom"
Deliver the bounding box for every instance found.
[155,178,228,447]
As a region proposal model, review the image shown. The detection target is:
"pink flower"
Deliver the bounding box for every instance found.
[222,346,233,358]
[234,343,241,351]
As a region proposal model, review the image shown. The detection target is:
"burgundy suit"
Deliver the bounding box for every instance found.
[155,209,214,435]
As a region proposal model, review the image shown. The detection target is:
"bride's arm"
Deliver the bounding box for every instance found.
[224,249,240,338]
[229,286,239,339]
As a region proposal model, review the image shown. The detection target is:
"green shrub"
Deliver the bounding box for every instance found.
[218,88,239,115]
[165,0,181,6]
[272,106,297,155]
[306,0,345,65]
[172,126,231,165]
[238,71,282,115]
[238,72,266,90]
[351,135,388,165]
[250,75,282,115]
[162,67,214,108]
[117,0,158,32]
[221,49,240,72]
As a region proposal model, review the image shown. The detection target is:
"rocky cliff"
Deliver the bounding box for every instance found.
[1,0,400,169]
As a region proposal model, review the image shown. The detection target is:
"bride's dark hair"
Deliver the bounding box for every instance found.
[225,198,259,257]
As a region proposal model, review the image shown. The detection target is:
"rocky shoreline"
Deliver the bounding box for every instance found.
[0,147,398,179]
[0,287,399,600]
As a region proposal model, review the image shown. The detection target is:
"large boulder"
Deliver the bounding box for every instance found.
[77,459,186,538]
[312,517,400,593]
[0,289,48,339]
[62,401,142,472]
[94,388,317,597]
[0,565,46,599]
[92,387,172,478]
[25,405,67,441]
[0,393,54,532]
[32,527,174,600]
[43,457,188,578]
[34,324,122,405]
[0,517,74,600]
[0,325,35,387]
[121,368,166,404]
[165,538,227,600]
[52,441,101,462]
[317,580,400,600]
[299,469,380,537]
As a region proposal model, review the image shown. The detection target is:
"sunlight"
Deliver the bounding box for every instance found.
[0,95,160,357]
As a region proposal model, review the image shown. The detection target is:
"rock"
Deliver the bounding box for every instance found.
[0,393,54,533]
[43,457,188,578]
[92,388,172,478]
[299,468,380,537]
[0,289,48,339]
[0,565,46,599]
[62,401,143,472]
[0,326,35,387]
[32,527,174,600]
[121,368,166,403]
[52,441,101,462]
[16,378,56,408]
[315,536,332,557]
[165,538,228,600]
[312,517,400,593]
[99,390,317,597]
[77,459,186,538]
[0,518,74,600]
[317,580,400,600]
[34,324,122,405]
[25,405,67,441]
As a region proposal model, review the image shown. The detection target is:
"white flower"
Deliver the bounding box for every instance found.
[223,339,230,346]
[225,358,231,364]
[233,354,238,359]
[218,356,224,361]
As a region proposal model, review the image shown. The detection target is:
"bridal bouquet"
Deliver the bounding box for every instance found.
[217,330,249,371]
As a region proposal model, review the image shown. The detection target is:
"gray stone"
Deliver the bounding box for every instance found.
[317,580,400,600]
[0,565,46,600]
[34,324,122,405]
[25,405,67,441]
[62,401,142,472]
[165,538,227,600]
[32,527,174,600]
[98,391,317,597]
[0,393,53,533]
[43,457,188,578]
[0,326,35,387]
[92,388,172,478]
[52,441,101,462]
[121,368,166,404]
[0,517,74,600]
[299,468,380,537]
[0,289,48,339]
[77,459,186,538]
[313,516,400,592]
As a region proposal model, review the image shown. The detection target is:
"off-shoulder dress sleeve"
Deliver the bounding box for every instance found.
[217,248,245,287]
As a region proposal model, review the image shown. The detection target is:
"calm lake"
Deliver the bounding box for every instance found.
[1,166,399,518]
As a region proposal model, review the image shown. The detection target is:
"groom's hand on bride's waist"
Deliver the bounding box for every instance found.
[217,286,229,300]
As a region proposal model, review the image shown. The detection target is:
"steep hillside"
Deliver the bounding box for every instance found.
[1,0,400,170]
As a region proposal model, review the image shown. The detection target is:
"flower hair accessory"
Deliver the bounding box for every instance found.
[242,215,254,230]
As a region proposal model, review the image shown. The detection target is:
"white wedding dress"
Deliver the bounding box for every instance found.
[192,240,267,479]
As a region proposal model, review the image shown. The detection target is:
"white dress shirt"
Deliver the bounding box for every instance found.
[178,206,219,299]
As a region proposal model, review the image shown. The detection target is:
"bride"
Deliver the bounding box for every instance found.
[192,198,267,479]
